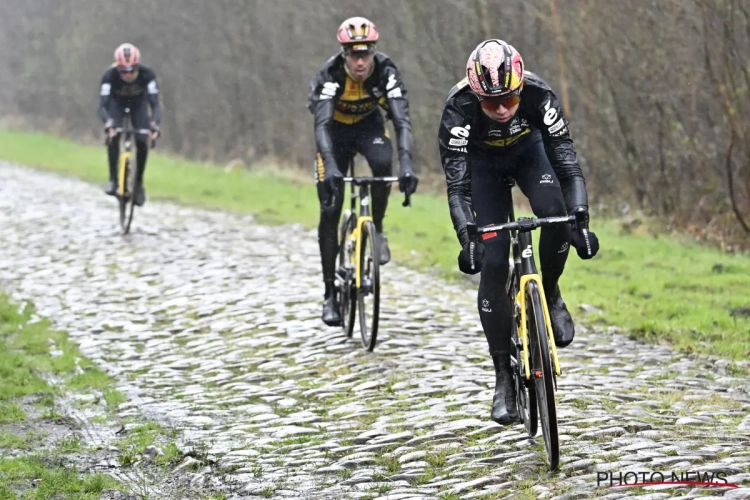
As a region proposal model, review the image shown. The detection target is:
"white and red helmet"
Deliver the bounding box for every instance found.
[337,17,379,52]
[466,39,524,99]
[114,43,141,70]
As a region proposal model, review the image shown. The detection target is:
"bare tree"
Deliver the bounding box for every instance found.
[0,0,747,245]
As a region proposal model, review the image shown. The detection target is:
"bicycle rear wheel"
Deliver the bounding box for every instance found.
[526,280,560,470]
[357,220,380,351]
[336,210,357,337]
[509,269,538,437]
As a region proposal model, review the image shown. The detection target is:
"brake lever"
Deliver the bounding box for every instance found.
[465,221,478,242]
[464,222,479,271]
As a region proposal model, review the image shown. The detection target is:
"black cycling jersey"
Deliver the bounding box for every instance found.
[98,65,161,125]
[308,51,413,176]
[438,71,588,247]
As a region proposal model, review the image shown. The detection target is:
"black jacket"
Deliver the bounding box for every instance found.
[438,71,588,245]
[308,52,412,172]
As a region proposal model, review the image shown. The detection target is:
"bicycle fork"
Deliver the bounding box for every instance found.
[353,216,374,289]
[512,231,562,380]
[117,151,131,197]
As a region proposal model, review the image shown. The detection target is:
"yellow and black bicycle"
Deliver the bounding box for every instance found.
[334,158,411,351]
[466,180,576,471]
[105,107,154,235]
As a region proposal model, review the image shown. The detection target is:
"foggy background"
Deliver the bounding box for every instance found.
[0,0,748,245]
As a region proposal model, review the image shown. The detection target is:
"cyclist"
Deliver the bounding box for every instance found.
[308,16,419,327]
[438,39,599,424]
[98,43,161,206]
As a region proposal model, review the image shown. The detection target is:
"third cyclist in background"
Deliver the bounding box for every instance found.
[98,43,161,207]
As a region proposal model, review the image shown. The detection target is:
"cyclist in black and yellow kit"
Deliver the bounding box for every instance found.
[308,17,419,327]
[438,40,600,424]
[99,43,161,207]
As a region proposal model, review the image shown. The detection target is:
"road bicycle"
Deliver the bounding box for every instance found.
[334,157,411,351]
[104,107,154,235]
[466,179,577,470]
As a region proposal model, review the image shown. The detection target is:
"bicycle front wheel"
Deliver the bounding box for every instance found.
[118,193,127,230]
[121,157,136,235]
[357,220,380,351]
[527,280,560,470]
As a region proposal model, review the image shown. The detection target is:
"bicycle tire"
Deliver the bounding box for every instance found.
[357,220,380,351]
[118,192,127,230]
[121,157,136,235]
[509,269,538,437]
[336,210,357,337]
[527,280,560,470]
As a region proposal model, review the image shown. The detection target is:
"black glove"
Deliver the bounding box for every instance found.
[149,121,160,138]
[571,208,599,259]
[104,119,115,133]
[322,165,344,206]
[398,158,419,196]
[458,240,485,275]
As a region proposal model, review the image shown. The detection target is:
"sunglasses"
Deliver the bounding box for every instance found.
[343,44,375,57]
[117,66,137,75]
[480,93,521,109]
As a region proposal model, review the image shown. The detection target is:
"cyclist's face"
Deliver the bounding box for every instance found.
[118,67,138,83]
[480,94,521,123]
[344,51,375,81]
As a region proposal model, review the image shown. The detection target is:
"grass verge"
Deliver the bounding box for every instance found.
[0,292,123,498]
[1,129,749,360]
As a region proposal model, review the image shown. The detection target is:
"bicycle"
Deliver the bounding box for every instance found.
[104,107,155,235]
[465,179,577,471]
[334,157,412,351]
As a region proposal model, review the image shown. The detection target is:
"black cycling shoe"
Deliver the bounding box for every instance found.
[134,184,146,207]
[547,285,575,348]
[490,351,519,425]
[321,294,341,327]
[105,181,117,196]
[378,233,391,265]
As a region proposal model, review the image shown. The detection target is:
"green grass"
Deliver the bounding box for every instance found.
[0,456,117,499]
[0,432,38,449]
[1,129,750,360]
[159,442,181,465]
[103,388,127,409]
[117,421,176,455]
[0,293,130,496]
[0,294,119,398]
[116,421,182,466]
[0,403,27,423]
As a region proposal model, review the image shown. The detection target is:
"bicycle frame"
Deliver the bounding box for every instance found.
[111,107,152,197]
[472,209,575,381]
[342,170,399,289]
[347,180,373,290]
[513,229,560,380]
[117,110,133,197]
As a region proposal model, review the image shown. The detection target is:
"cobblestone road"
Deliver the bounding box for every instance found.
[1,163,749,499]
